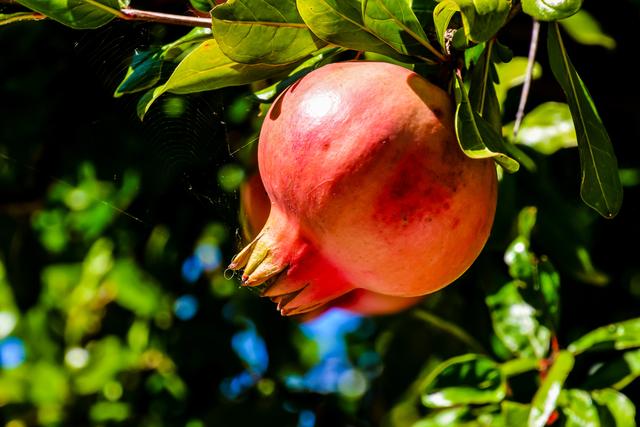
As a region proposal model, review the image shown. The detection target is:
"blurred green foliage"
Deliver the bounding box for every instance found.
[1,1,640,426]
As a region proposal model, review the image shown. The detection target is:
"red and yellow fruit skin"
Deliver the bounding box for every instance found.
[231,61,497,316]
[240,173,424,316]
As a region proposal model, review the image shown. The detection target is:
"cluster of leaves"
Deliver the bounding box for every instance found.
[386,208,639,426]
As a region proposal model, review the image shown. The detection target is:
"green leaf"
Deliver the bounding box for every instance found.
[190,0,213,12]
[137,39,297,119]
[115,28,212,97]
[559,389,600,427]
[568,318,640,355]
[529,351,575,427]
[15,0,121,29]
[433,2,458,49]
[591,389,636,427]
[583,349,640,391]
[522,0,582,21]
[547,22,622,218]
[486,280,551,359]
[162,27,213,62]
[362,0,441,60]
[469,41,501,133]
[420,354,507,408]
[115,49,164,97]
[504,102,577,155]
[494,57,542,105]
[536,259,560,328]
[297,0,403,59]
[560,10,616,50]
[454,74,519,172]
[211,0,324,65]
[433,0,512,45]
[0,11,46,25]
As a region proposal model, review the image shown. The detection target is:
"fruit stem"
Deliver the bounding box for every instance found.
[414,309,487,354]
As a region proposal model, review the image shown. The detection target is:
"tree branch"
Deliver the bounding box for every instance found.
[119,8,211,28]
[513,19,541,139]
[1,0,212,28]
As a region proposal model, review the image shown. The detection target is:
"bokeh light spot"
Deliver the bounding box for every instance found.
[181,256,203,283]
[103,381,123,401]
[337,369,368,399]
[218,164,245,192]
[298,410,316,427]
[174,295,199,320]
[231,324,268,375]
[65,347,90,369]
[257,378,275,396]
[195,243,222,271]
[0,311,17,339]
[0,336,26,369]
[211,274,235,298]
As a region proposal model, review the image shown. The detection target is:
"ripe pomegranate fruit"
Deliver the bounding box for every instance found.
[230,61,497,316]
[239,172,425,316]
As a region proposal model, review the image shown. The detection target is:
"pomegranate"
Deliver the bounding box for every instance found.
[230,61,497,316]
[239,172,425,316]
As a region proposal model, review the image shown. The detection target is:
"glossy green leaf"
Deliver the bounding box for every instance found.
[560,10,615,49]
[548,22,622,218]
[115,28,212,97]
[420,354,506,408]
[211,0,324,65]
[362,0,441,60]
[469,41,501,133]
[592,389,636,427]
[433,2,457,49]
[568,318,640,355]
[522,0,582,21]
[486,280,551,359]
[433,0,512,45]
[0,11,46,25]
[137,39,297,119]
[454,74,519,172]
[115,49,164,97]
[162,27,213,62]
[495,57,542,105]
[583,349,640,391]
[529,351,575,427]
[536,259,560,328]
[190,0,213,12]
[504,102,577,155]
[559,389,600,427]
[296,0,403,59]
[15,0,122,29]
